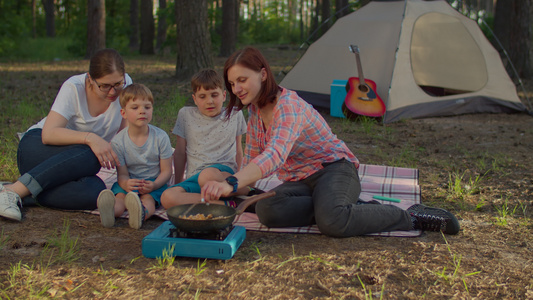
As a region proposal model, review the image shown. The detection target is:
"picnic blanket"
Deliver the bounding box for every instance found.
[90,164,422,237]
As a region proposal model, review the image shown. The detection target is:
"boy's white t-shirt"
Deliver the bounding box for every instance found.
[27,73,133,142]
[111,124,174,180]
[172,107,247,178]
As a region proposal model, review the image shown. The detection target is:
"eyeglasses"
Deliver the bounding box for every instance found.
[93,77,126,93]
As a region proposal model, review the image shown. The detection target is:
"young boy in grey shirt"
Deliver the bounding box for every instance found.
[161,69,247,209]
[97,83,173,229]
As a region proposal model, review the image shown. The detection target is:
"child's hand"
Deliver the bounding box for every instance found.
[138,179,154,195]
[126,179,144,192]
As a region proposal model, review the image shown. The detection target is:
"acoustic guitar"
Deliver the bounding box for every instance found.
[344,45,386,117]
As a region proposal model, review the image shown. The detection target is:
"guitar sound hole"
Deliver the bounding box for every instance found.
[358,84,369,93]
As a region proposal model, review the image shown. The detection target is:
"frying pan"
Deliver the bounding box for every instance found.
[166,191,275,233]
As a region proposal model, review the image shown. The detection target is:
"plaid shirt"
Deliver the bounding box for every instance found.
[244,88,359,181]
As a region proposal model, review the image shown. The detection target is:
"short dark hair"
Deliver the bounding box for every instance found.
[223,46,278,116]
[191,69,224,93]
[119,83,154,108]
[89,48,125,79]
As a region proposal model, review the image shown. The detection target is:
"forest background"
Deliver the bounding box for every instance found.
[0,0,532,83]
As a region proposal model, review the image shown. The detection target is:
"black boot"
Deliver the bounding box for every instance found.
[407,204,460,235]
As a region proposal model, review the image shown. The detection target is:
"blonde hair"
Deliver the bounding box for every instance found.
[119,83,154,108]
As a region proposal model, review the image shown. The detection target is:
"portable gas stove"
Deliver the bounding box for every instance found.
[142,221,246,260]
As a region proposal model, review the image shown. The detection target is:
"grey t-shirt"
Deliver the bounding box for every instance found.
[111,124,173,180]
[172,107,246,178]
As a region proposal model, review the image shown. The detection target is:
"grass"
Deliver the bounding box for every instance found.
[148,244,176,270]
[2,261,53,298]
[429,233,481,294]
[152,87,188,133]
[195,259,208,276]
[275,245,342,270]
[0,94,51,181]
[0,37,81,62]
[0,228,9,250]
[493,195,518,226]
[0,220,85,298]
[357,274,385,300]
[41,218,80,264]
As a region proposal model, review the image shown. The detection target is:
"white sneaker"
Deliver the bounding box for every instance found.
[124,192,145,230]
[0,184,22,222]
[97,189,116,228]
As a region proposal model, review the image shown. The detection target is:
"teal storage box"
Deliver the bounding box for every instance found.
[330,80,347,118]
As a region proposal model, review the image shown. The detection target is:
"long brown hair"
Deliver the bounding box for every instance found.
[223,47,278,117]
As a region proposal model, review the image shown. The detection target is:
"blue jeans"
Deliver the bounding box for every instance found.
[255,158,413,237]
[17,129,105,210]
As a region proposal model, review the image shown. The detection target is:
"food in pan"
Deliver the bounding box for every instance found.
[179,213,225,220]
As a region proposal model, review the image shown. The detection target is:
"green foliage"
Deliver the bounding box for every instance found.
[0,0,499,60]
[105,0,132,53]
[479,14,494,41]
[0,0,32,56]
[208,3,223,51]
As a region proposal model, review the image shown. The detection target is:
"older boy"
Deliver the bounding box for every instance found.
[97,83,173,229]
[161,69,247,209]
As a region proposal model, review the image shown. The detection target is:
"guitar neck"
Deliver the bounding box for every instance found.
[355,52,366,85]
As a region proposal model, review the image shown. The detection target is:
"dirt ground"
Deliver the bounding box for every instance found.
[0,47,532,299]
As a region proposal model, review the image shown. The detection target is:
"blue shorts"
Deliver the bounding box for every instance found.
[111,179,167,207]
[170,164,234,194]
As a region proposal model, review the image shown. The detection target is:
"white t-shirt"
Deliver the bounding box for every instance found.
[172,107,247,178]
[27,73,133,142]
[111,124,174,180]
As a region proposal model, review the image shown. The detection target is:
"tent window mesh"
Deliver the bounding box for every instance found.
[411,12,488,97]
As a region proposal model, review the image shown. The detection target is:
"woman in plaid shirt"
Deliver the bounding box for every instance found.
[201,47,459,237]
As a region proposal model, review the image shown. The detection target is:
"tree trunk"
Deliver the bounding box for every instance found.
[140,0,155,54]
[219,0,239,57]
[321,0,330,34]
[175,0,213,81]
[494,0,532,78]
[310,0,319,39]
[129,0,139,53]
[299,0,304,40]
[156,0,167,54]
[32,0,37,38]
[86,0,106,59]
[335,0,349,18]
[42,0,55,37]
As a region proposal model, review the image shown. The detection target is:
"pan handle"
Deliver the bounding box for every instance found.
[235,191,276,214]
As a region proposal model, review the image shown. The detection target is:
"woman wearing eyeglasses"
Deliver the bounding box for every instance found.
[0,48,133,222]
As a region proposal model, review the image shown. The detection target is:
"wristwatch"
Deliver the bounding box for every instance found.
[225,176,238,193]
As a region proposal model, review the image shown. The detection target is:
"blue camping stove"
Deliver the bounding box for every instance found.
[142,221,246,260]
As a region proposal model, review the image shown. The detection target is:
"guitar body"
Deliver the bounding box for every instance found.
[344,77,386,117]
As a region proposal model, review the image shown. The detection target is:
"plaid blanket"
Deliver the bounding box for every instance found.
[91,164,422,237]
